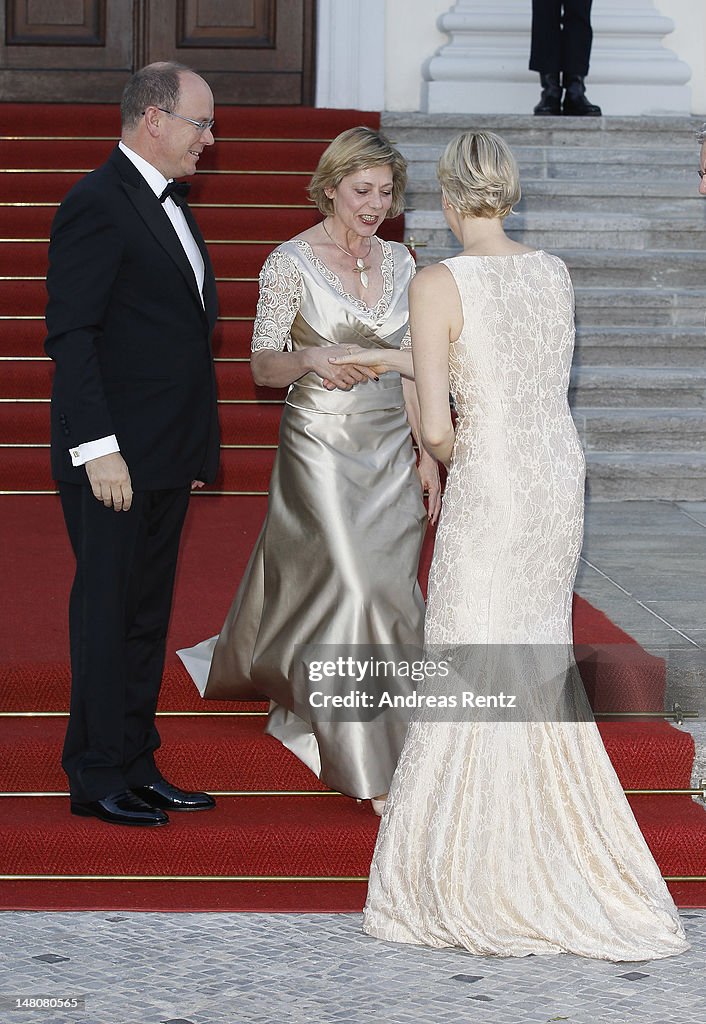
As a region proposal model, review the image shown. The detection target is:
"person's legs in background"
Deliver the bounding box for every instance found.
[561,0,601,116]
[530,0,563,115]
[530,0,601,116]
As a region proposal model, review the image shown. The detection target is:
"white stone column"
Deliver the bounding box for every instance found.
[422,0,692,115]
[315,0,386,110]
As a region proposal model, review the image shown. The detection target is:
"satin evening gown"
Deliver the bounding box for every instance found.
[362,252,688,960]
[178,238,427,800]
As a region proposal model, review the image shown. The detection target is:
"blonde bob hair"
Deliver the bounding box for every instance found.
[438,130,521,220]
[308,126,407,219]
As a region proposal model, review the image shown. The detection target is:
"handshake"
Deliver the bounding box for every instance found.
[318,343,406,391]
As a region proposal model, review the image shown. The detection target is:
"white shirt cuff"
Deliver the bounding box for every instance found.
[70,435,120,467]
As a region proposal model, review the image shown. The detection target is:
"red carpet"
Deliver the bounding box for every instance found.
[1,105,705,911]
[1,494,705,911]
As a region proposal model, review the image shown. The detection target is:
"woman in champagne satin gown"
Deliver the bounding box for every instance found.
[337,131,688,960]
[179,128,440,807]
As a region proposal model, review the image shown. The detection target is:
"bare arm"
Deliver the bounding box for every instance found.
[409,264,462,468]
[328,345,414,379]
[402,378,441,524]
[251,346,376,390]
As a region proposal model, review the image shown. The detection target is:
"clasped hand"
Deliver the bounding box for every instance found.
[327,344,390,381]
[310,344,379,391]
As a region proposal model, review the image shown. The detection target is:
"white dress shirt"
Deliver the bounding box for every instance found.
[70,141,205,467]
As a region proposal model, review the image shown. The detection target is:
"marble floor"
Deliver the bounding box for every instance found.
[1,909,704,1024]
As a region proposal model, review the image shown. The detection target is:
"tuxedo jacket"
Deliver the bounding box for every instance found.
[45,146,220,490]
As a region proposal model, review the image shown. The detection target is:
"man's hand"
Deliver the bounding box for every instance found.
[85,452,133,511]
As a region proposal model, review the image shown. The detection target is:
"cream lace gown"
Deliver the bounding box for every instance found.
[362,252,688,960]
[178,238,427,800]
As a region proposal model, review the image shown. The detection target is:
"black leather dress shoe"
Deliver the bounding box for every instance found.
[71,790,169,826]
[132,779,216,811]
[562,75,602,116]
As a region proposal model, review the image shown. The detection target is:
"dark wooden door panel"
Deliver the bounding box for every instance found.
[0,0,315,104]
[146,0,315,104]
[0,0,133,100]
[178,0,276,47]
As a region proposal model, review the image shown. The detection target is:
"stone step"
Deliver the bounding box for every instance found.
[555,250,706,290]
[574,409,706,452]
[418,247,706,291]
[573,327,706,368]
[398,144,696,181]
[382,112,705,151]
[585,453,706,501]
[407,178,703,217]
[572,288,706,328]
[517,184,702,217]
[570,367,706,409]
[407,209,702,251]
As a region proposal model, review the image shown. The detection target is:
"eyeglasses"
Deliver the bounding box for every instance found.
[152,107,215,133]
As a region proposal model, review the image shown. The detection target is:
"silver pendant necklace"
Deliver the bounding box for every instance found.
[322,220,374,288]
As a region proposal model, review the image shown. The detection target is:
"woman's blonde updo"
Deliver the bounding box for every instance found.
[308,126,407,219]
[438,130,521,220]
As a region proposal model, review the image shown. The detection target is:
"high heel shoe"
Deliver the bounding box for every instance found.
[371,796,387,816]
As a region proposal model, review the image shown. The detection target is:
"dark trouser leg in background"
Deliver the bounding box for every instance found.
[560,0,593,76]
[60,482,190,803]
[530,0,564,76]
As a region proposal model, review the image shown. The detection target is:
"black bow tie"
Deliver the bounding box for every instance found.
[159,180,191,206]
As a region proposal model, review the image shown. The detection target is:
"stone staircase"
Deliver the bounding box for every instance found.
[382,113,706,500]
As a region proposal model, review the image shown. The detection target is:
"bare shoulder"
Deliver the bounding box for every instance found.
[410,263,463,340]
[410,262,456,294]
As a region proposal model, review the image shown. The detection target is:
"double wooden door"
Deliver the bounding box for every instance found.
[0,0,315,104]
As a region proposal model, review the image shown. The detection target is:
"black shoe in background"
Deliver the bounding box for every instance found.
[562,75,602,116]
[534,73,562,116]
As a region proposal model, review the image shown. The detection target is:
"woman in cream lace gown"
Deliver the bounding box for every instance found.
[178,128,439,809]
[337,131,687,960]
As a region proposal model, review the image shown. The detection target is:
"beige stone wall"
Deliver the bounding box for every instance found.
[383,0,448,111]
[657,0,706,114]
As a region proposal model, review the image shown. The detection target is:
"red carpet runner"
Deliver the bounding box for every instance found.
[1,106,705,911]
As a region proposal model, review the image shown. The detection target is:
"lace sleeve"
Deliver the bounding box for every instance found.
[400,256,417,350]
[251,249,302,352]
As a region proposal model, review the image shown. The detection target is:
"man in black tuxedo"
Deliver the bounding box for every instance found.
[45,62,221,826]
[530,0,602,116]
